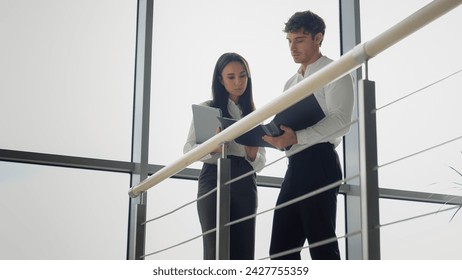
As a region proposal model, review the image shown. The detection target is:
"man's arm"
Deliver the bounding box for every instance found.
[295,74,354,147]
[262,73,354,150]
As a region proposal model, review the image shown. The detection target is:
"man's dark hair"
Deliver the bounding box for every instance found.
[284,10,326,45]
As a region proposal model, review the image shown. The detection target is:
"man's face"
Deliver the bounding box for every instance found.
[286,30,321,67]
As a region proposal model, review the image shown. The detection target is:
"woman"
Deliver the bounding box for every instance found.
[184,52,266,259]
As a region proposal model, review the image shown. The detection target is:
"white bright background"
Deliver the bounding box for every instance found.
[0,0,461,260]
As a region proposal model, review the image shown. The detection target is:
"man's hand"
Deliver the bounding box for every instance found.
[262,125,297,150]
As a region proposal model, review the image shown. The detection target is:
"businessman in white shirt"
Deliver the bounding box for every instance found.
[263,10,354,260]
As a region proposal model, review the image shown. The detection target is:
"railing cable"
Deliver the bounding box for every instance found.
[375,135,462,170]
[260,230,362,260]
[142,228,216,259]
[374,68,462,113]
[379,204,461,229]
[226,175,360,229]
[142,187,217,225]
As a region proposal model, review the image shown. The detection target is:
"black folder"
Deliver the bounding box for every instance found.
[218,94,325,148]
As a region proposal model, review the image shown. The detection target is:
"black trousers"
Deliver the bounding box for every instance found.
[197,156,257,260]
[270,143,341,260]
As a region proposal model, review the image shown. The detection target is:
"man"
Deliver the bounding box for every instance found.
[263,10,354,260]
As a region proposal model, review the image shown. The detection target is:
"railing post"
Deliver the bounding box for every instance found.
[216,145,231,260]
[357,79,381,259]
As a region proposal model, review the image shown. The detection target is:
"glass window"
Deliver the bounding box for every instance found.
[360,0,462,194]
[0,0,137,161]
[0,162,130,260]
[380,198,462,259]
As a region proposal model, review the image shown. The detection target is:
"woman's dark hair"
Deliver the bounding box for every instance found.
[284,10,326,45]
[210,52,255,118]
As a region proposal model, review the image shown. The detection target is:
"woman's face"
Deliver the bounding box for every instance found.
[220,61,248,103]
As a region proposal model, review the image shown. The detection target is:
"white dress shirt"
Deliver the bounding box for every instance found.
[284,56,355,151]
